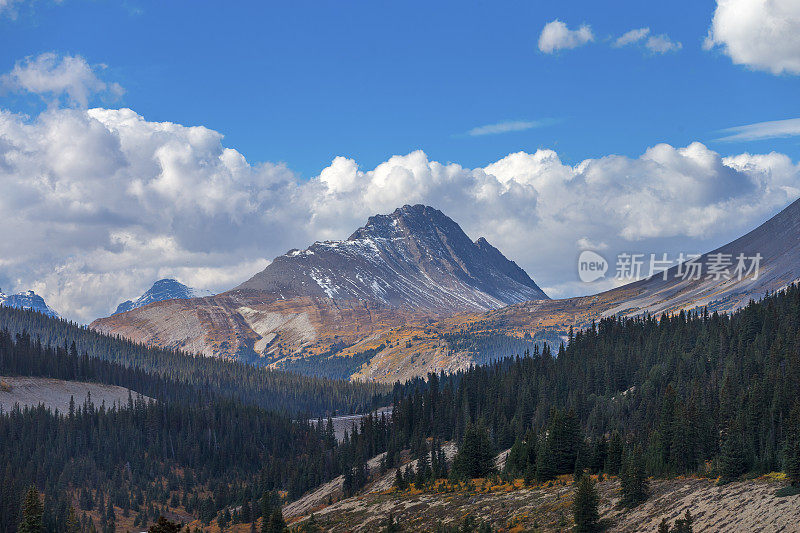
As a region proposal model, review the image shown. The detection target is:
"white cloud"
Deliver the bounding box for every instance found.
[0,105,798,322]
[466,120,542,137]
[715,117,800,142]
[614,27,681,54]
[538,20,594,54]
[1,53,124,107]
[645,34,682,54]
[705,0,800,75]
[614,28,650,47]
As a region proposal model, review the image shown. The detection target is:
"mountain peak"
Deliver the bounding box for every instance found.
[235,205,547,313]
[113,278,213,315]
[0,289,58,317]
[348,204,452,241]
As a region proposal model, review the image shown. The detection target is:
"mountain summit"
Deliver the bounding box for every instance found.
[235,204,547,312]
[92,205,546,364]
[113,279,214,315]
[0,290,58,317]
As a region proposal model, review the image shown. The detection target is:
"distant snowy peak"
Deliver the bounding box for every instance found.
[0,290,58,317]
[235,204,548,313]
[113,279,214,315]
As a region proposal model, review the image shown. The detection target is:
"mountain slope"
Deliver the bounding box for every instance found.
[235,204,547,312]
[353,197,800,381]
[0,290,58,317]
[91,205,545,367]
[113,278,214,315]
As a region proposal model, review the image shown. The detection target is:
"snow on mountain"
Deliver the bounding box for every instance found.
[0,290,59,317]
[113,279,214,315]
[235,204,548,313]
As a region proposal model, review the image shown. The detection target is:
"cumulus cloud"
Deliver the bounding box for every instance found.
[705,0,800,75]
[1,53,124,107]
[716,117,800,142]
[538,20,594,54]
[0,106,798,321]
[614,27,681,54]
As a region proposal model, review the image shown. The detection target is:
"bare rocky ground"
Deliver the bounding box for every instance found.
[0,375,149,413]
[287,475,800,532]
[284,446,800,533]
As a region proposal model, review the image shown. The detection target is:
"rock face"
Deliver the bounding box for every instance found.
[91,205,545,365]
[235,204,548,312]
[0,290,58,317]
[113,279,214,315]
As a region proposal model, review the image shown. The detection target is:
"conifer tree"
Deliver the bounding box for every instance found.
[671,510,694,533]
[65,506,80,533]
[536,437,557,482]
[572,475,600,533]
[719,430,746,483]
[784,407,800,486]
[620,449,649,507]
[452,423,495,479]
[148,516,181,533]
[605,432,623,476]
[416,439,431,486]
[18,486,43,533]
[267,508,286,533]
[261,491,274,533]
[393,467,406,490]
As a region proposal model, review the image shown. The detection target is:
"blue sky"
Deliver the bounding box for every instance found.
[2,0,798,177]
[1,0,799,321]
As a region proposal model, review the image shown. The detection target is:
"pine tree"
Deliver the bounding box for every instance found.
[719,430,746,483]
[18,486,43,533]
[267,507,286,533]
[605,432,623,476]
[620,449,649,507]
[416,439,431,487]
[393,468,407,491]
[535,436,557,482]
[65,506,80,533]
[784,411,800,486]
[148,516,181,533]
[671,510,694,533]
[452,423,495,479]
[657,518,671,533]
[261,491,274,533]
[572,475,600,533]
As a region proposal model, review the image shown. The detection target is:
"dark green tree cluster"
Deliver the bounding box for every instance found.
[390,286,800,490]
[0,319,392,533]
[0,306,388,416]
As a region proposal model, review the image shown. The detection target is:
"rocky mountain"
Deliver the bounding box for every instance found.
[235,204,547,312]
[91,205,545,366]
[113,279,214,315]
[0,290,58,317]
[353,196,800,382]
[93,198,800,382]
